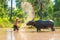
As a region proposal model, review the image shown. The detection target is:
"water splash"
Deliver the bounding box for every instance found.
[21,2,35,28]
[21,2,35,22]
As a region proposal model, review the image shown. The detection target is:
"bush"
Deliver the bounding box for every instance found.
[0,18,13,28]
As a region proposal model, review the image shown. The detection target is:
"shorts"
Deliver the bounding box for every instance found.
[13,25,19,31]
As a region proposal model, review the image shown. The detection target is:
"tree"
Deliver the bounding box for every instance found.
[53,0,60,26]
[13,8,24,18]
[15,0,22,8]
[0,0,8,18]
[15,0,54,20]
[34,0,51,20]
[53,11,60,26]
[54,0,60,11]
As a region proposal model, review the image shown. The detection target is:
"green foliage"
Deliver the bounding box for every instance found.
[15,0,22,8]
[54,0,60,11]
[0,18,13,28]
[53,11,60,18]
[53,11,60,26]
[0,18,22,28]
[0,0,8,18]
[53,0,60,26]
[0,0,60,28]
[12,8,24,19]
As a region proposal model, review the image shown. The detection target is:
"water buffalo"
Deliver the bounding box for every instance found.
[27,20,55,32]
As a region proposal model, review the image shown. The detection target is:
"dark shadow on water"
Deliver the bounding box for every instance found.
[23,30,50,33]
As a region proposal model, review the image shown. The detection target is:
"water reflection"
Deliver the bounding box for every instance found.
[0,28,60,40]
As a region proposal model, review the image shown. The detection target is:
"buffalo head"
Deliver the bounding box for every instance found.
[26,21,34,26]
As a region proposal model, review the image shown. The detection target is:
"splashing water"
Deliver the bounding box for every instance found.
[21,2,35,28]
[21,2,35,22]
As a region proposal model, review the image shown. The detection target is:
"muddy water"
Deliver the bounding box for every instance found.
[0,28,60,40]
[0,28,6,40]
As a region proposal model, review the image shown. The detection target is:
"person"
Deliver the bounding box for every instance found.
[13,17,20,31]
